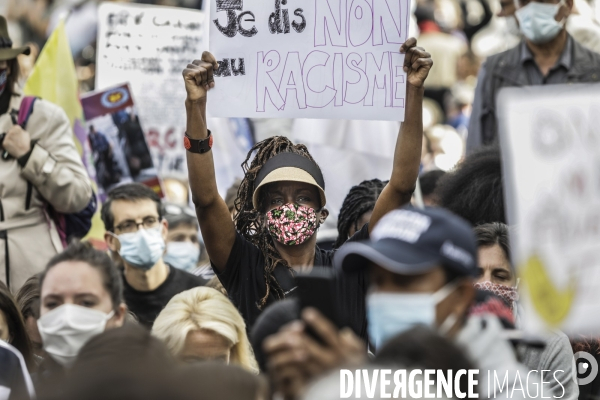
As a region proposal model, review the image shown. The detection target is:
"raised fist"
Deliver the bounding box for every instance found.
[182,51,219,102]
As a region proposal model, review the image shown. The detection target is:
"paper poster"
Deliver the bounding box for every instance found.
[81,83,163,201]
[498,84,600,336]
[96,2,205,179]
[208,0,409,121]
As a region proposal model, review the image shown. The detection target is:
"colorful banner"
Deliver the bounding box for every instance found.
[80,84,163,200]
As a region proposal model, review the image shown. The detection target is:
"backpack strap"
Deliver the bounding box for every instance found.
[17,97,38,211]
[17,96,38,128]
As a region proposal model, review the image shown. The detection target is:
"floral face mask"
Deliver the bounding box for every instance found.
[474,281,519,310]
[267,203,318,246]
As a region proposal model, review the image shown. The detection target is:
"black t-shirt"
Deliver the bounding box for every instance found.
[215,225,370,337]
[123,265,207,328]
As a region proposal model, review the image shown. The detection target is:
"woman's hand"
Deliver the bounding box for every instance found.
[400,37,433,89]
[2,125,31,159]
[182,51,219,102]
[263,308,367,399]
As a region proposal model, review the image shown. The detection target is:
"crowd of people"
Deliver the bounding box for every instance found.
[1,0,600,398]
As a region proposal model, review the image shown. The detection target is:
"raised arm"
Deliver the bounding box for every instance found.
[183,52,236,272]
[369,38,433,231]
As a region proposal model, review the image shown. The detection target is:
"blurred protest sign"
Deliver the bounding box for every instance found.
[498,84,600,336]
[208,0,409,121]
[96,2,205,179]
[96,2,253,197]
[81,84,163,201]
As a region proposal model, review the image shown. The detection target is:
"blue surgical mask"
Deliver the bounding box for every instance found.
[367,281,459,349]
[163,241,200,272]
[116,227,165,270]
[515,0,565,44]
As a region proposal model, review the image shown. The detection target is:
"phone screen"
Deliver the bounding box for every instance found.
[295,267,343,340]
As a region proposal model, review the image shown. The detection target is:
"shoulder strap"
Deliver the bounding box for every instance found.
[17,97,39,211]
[17,96,38,128]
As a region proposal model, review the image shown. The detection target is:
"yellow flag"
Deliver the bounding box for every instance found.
[23,20,82,126]
[23,19,106,249]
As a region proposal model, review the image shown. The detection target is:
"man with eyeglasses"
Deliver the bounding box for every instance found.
[467,0,600,154]
[102,184,207,328]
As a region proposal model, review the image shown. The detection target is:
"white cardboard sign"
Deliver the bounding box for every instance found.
[498,84,600,336]
[96,3,205,178]
[208,0,410,121]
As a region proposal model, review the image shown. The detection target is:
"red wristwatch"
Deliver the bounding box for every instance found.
[184,130,213,154]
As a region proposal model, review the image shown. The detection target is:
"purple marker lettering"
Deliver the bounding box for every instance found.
[349,0,373,47]
[390,52,405,107]
[278,52,307,109]
[314,0,348,47]
[344,53,368,104]
[373,0,406,46]
[333,53,344,106]
[256,51,285,112]
[303,51,336,108]
[365,52,392,107]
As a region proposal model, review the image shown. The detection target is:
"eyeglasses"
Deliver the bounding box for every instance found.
[115,216,160,234]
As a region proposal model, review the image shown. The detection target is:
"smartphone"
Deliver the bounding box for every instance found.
[295,267,343,342]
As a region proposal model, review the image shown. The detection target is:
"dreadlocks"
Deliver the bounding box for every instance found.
[333,179,388,249]
[233,136,318,309]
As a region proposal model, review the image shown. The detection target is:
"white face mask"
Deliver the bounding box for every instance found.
[515,0,565,44]
[367,281,459,349]
[37,304,114,367]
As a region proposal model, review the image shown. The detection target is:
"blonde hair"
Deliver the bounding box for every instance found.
[152,287,258,374]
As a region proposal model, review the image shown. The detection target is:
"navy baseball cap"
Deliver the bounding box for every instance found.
[334,206,478,277]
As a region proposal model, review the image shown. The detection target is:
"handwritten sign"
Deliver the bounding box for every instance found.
[498,84,600,336]
[96,3,205,178]
[208,0,410,121]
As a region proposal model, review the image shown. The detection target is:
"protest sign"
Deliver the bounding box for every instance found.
[96,2,205,179]
[96,2,253,196]
[498,84,600,336]
[208,0,410,121]
[81,84,163,201]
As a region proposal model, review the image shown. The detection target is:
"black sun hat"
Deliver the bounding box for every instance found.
[0,16,30,61]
